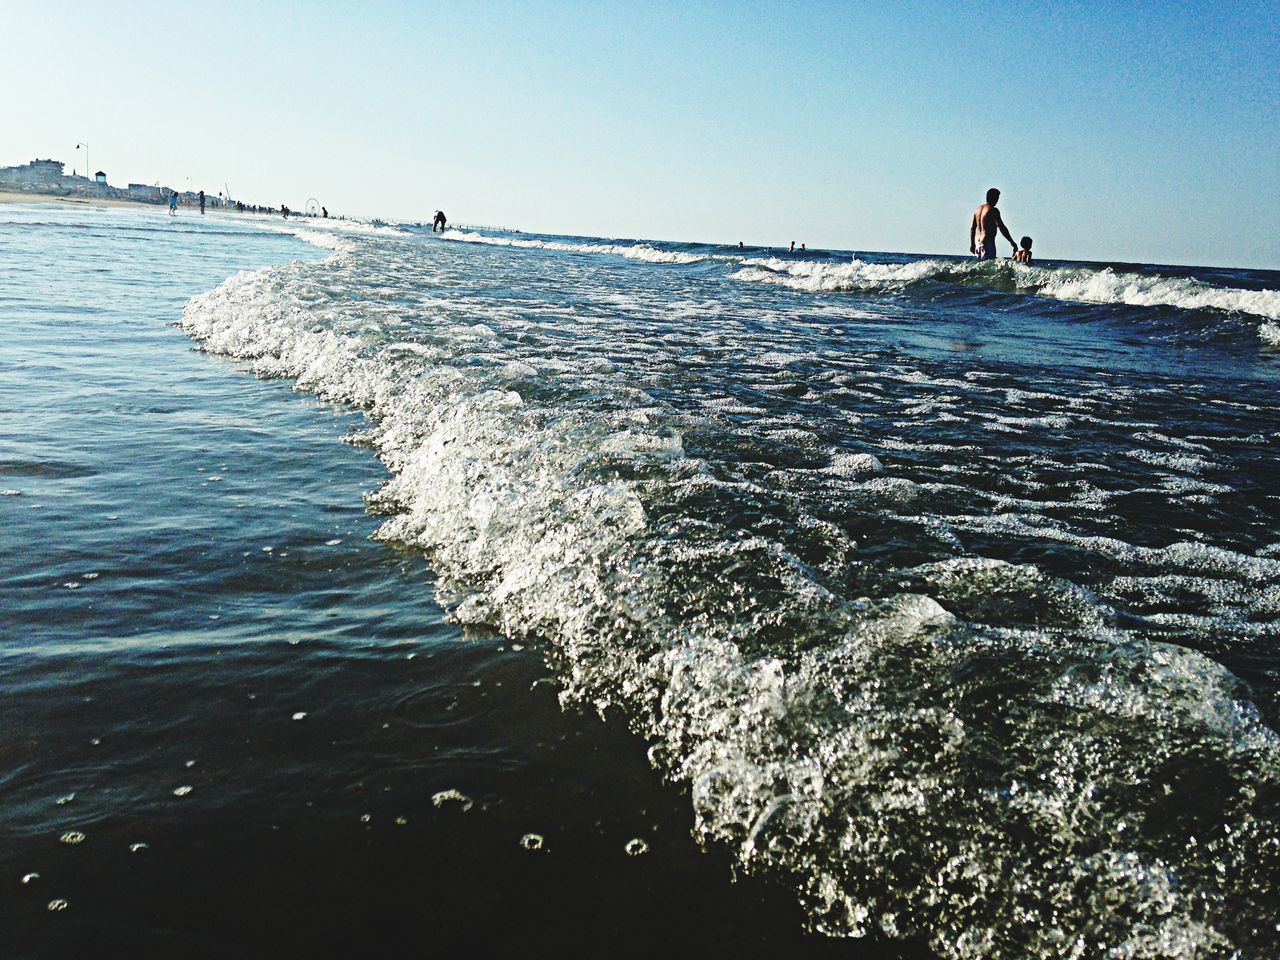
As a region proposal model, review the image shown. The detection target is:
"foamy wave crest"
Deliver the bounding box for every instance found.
[286,228,349,252]
[179,251,1280,960]
[441,229,711,264]
[251,218,410,254]
[734,257,1280,320]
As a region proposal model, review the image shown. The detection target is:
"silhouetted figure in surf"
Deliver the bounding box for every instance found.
[198,190,205,215]
[322,206,328,219]
[789,241,795,253]
[800,243,806,253]
[738,241,744,250]
[169,191,178,215]
[433,210,447,232]
[970,187,1016,261]
[1013,236,1033,264]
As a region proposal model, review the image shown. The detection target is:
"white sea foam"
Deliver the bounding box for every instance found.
[440,229,713,265]
[255,218,410,255]
[732,256,1280,320]
[176,236,1280,960]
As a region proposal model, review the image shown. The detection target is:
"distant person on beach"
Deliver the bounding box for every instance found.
[1013,236,1033,264]
[969,187,1016,261]
[433,210,447,232]
[169,192,178,215]
[322,206,328,219]
[198,190,205,215]
[282,205,290,219]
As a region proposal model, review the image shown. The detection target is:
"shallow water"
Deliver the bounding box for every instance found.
[4,205,1280,959]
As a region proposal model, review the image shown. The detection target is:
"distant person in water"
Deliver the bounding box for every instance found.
[789,241,795,253]
[198,190,205,215]
[322,206,328,219]
[282,205,290,219]
[1013,236,1033,264]
[168,192,178,215]
[800,243,806,253]
[738,241,744,250]
[433,210,447,232]
[969,187,1016,261]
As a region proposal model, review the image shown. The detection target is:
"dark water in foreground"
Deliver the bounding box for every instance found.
[3,205,1280,959]
[0,206,903,959]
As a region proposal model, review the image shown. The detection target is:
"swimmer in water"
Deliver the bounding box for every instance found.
[969,187,1017,261]
[1013,236,1033,264]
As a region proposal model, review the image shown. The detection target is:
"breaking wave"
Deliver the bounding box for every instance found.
[177,229,1280,959]
[440,229,716,265]
[733,256,1280,328]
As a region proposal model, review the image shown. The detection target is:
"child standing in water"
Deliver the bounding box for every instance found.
[1013,236,1033,264]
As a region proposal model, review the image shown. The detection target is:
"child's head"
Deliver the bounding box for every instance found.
[1020,236,1033,251]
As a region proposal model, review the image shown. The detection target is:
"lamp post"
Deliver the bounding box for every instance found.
[75,142,89,179]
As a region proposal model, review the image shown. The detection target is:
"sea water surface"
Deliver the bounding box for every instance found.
[4,204,1280,959]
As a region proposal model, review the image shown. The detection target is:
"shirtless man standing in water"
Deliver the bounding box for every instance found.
[969,187,1018,261]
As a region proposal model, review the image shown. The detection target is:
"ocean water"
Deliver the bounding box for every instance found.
[3,204,1279,959]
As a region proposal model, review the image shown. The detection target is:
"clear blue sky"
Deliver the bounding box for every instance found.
[3,1,1277,267]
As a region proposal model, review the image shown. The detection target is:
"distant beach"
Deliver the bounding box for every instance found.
[0,189,162,210]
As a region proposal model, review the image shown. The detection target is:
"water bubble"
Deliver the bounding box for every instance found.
[63,582,80,590]
[431,790,474,812]
[1,489,21,496]
[82,572,99,580]
[173,785,193,797]
[624,838,650,857]
[292,711,307,720]
[185,760,197,768]
[21,872,40,884]
[129,843,149,853]
[106,515,119,520]
[360,814,371,823]
[395,817,408,826]
[325,539,342,546]
[520,833,545,851]
[208,614,220,620]
[59,832,85,845]
[55,793,75,805]
[47,899,68,912]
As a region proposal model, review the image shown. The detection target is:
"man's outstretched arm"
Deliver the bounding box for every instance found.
[996,211,1017,251]
[969,214,978,254]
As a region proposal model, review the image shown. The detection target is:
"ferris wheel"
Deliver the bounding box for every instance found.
[305,198,321,216]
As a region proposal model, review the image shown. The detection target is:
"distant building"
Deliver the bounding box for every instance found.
[95,171,107,184]
[0,158,66,187]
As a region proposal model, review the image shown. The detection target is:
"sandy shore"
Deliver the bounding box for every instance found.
[0,189,178,211]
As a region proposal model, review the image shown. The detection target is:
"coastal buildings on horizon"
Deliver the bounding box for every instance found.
[0,156,225,208]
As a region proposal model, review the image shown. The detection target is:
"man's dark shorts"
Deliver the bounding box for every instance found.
[976,239,996,261]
